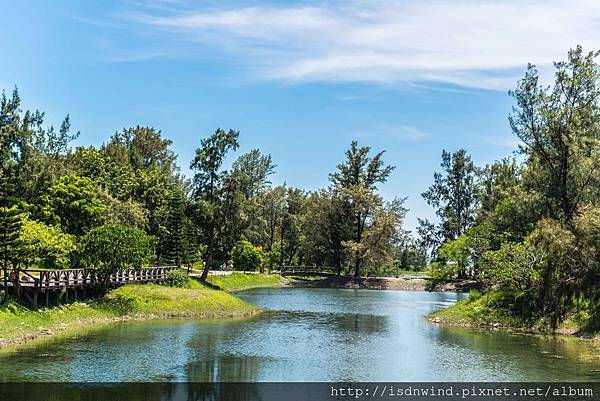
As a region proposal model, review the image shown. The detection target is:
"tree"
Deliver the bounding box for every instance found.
[190,128,240,280]
[421,149,479,262]
[330,141,395,277]
[162,190,199,267]
[18,219,76,269]
[40,175,106,236]
[230,240,264,271]
[232,149,276,199]
[302,188,350,275]
[342,193,407,276]
[81,224,155,288]
[509,46,600,223]
[507,46,600,328]
[103,126,178,177]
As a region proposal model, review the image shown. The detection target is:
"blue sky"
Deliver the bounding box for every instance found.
[1,0,596,231]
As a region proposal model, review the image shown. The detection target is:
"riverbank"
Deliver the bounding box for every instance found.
[428,290,599,341]
[291,275,429,291]
[0,280,259,350]
[205,273,289,291]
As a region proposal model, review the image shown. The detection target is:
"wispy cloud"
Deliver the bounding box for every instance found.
[106,0,600,89]
[355,124,430,141]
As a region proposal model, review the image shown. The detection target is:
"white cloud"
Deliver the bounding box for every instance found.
[118,0,600,89]
[356,124,430,141]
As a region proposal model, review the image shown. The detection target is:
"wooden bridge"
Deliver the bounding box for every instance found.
[0,266,178,308]
[276,265,338,277]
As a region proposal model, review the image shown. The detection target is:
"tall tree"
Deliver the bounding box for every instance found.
[421,149,479,246]
[190,128,240,280]
[508,46,600,327]
[162,190,187,266]
[232,149,276,199]
[330,141,395,277]
[509,46,600,223]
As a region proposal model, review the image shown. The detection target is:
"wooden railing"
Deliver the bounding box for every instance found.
[0,266,178,289]
[278,265,337,275]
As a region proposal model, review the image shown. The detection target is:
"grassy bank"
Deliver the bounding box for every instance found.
[0,281,259,349]
[428,290,597,337]
[206,273,288,291]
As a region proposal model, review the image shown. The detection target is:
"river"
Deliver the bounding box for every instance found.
[0,288,598,382]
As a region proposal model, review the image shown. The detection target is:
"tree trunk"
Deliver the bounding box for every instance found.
[353,255,361,278]
[354,215,363,278]
[1,267,7,303]
[200,227,214,281]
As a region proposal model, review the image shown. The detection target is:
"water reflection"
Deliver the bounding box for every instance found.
[0,288,598,383]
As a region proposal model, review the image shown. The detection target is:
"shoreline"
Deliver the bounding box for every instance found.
[0,279,266,352]
[0,308,262,353]
[426,291,600,344]
[290,275,431,291]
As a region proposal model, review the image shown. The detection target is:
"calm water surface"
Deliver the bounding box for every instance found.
[0,288,598,382]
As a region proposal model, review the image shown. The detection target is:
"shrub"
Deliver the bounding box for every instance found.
[166,269,189,288]
[230,240,264,272]
[80,224,155,288]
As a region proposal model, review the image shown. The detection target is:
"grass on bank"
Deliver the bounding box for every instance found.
[429,289,596,335]
[206,272,288,291]
[0,280,259,349]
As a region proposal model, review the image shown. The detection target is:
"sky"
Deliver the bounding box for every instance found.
[1,0,598,231]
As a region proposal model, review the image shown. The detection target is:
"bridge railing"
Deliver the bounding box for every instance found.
[277,265,337,275]
[0,266,179,289]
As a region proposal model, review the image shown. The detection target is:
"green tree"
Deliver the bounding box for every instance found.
[81,224,155,288]
[162,190,201,267]
[190,128,240,280]
[232,149,276,199]
[40,175,106,236]
[330,141,395,277]
[422,149,479,247]
[19,218,76,269]
[507,46,600,328]
[302,188,350,275]
[230,240,264,272]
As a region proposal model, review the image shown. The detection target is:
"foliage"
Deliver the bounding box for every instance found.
[481,239,544,290]
[230,240,264,271]
[232,149,276,199]
[330,140,397,277]
[80,224,155,286]
[40,175,106,236]
[166,269,192,288]
[18,218,76,269]
[190,128,240,279]
[420,149,479,259]
[0,205,24,270]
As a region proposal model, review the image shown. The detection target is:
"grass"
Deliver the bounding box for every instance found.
[428,290,531,328]
[206,273,288,291]
[0,280,259,350]
[429,289,598,335]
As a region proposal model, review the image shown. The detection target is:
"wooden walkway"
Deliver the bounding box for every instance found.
[0,266,178,307]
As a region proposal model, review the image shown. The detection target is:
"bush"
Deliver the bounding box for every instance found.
[80,224,155,287]
[166,269,189,288]
[230,240,264,272]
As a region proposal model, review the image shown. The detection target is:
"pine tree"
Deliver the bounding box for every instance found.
[163,191,187,266]
[0,205,24,302]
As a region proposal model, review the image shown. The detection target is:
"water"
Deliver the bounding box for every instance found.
[0,288,598,382]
